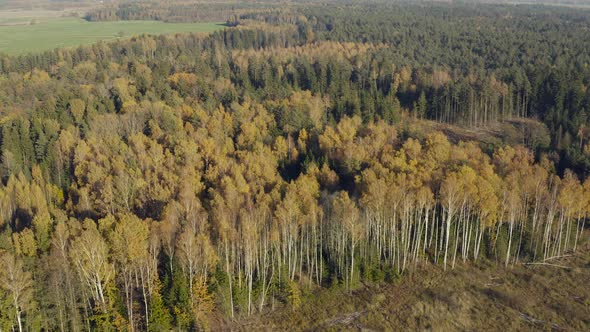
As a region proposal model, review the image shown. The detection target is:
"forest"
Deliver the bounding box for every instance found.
[0,1,589,331]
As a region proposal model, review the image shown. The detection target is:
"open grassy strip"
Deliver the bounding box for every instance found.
[0,17,223,55]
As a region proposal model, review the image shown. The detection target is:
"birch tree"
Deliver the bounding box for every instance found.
[69,220,114,317]
[0,251,33,332]
[332,191,361,289]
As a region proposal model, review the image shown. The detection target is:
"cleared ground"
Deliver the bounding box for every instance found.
[219,238,590,331]
[0,16,223,55]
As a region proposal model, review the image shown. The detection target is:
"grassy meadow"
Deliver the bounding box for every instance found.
[0,16,223,55]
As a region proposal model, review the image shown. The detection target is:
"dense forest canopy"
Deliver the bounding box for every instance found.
[0,1,589,331]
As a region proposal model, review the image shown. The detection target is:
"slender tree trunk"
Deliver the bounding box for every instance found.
[140,268,149,330]
[225,241,234,318]
[444,208,453,270]
[15,305,23,332]
[350,241,355,290]
[506,220,514,267]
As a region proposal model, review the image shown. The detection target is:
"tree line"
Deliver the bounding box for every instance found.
[83,1,281,23]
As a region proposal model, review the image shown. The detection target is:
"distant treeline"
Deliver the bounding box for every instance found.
[83,1,280,23]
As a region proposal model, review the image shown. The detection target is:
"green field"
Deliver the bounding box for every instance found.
[0,17,224,55]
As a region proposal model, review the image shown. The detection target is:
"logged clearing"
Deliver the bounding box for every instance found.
[0,16,223,55]
[219,240,590,331]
